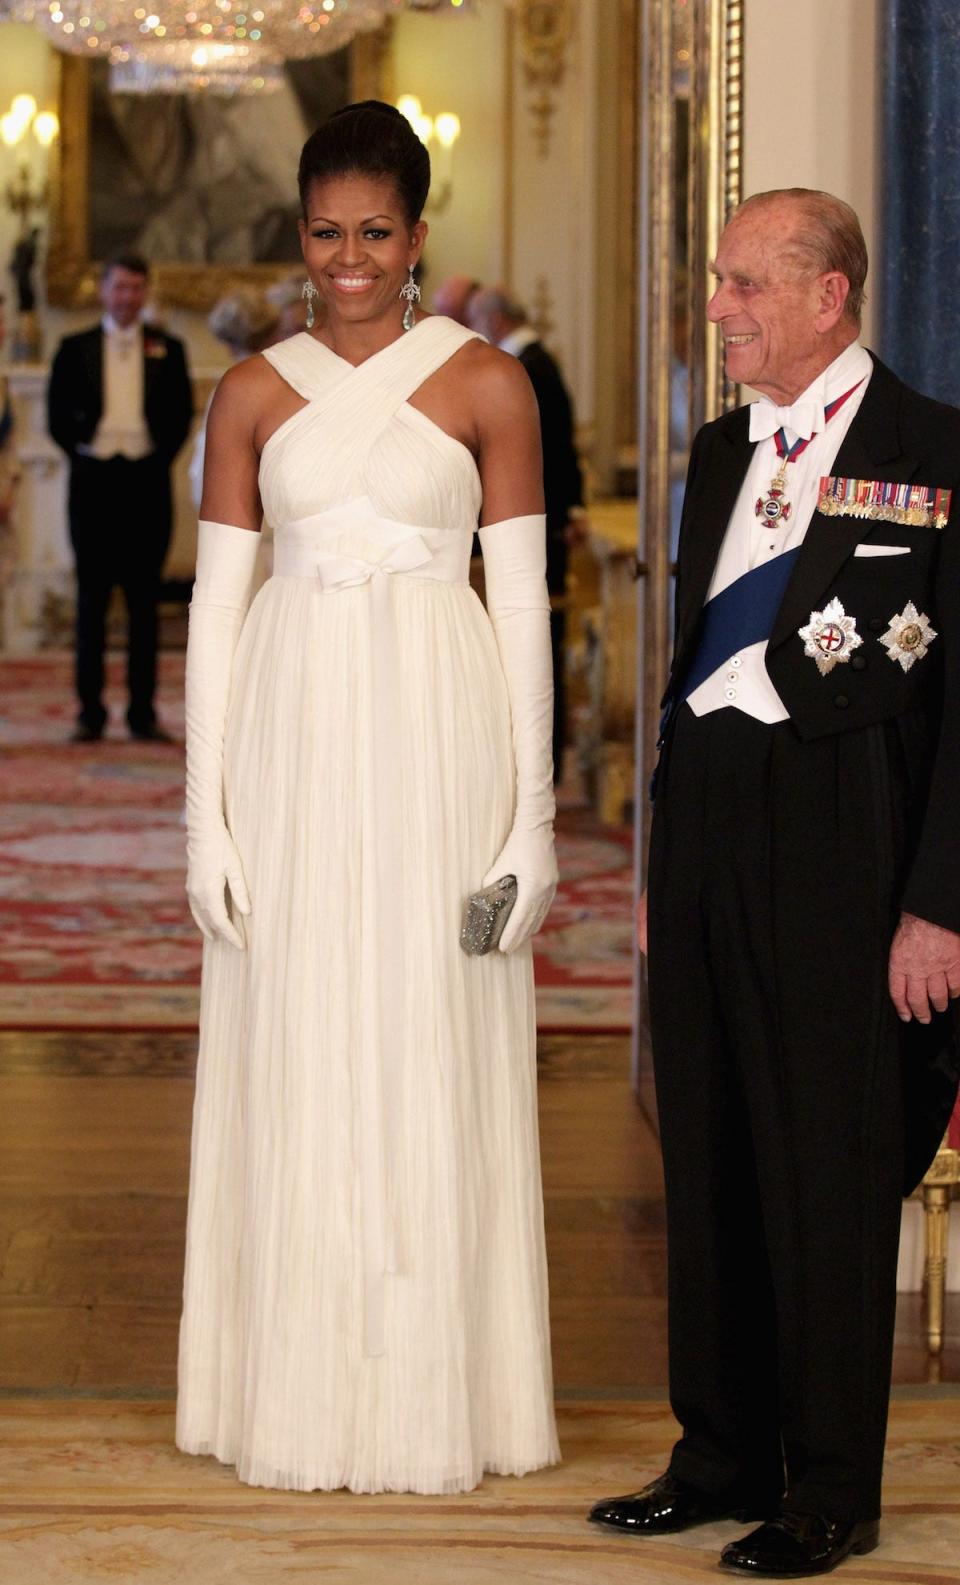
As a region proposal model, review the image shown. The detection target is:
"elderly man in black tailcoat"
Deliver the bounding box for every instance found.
[590,189,960,1578]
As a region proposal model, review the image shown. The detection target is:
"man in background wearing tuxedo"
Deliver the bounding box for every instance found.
[48,254,193,742]
[590,189,960,1575]
[468,288,585,781]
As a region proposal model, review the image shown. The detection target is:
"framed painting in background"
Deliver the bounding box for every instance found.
[47,33,392,310]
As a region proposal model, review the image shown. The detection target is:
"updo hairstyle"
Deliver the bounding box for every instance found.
[297,100,431,226]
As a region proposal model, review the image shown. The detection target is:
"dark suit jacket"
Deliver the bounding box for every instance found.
[667,353,960,936]
[517,340,583,594]
[47,322,193,468]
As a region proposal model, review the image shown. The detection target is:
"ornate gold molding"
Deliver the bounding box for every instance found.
[697,0,743,418]
[514,0,572,160]
[530,274,555,346]
[634,0,745,850]
[502,5,515,289]
[46,35,388,312]
[615,0,639,464]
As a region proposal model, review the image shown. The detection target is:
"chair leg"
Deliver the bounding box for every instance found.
[922,1182,950,1356]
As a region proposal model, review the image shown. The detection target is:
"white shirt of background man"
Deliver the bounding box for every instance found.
[84,315,153,462]
[498,324,540,358]
[687,338,873,724]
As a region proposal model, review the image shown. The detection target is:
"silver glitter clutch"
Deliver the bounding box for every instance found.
[459,875,518,956]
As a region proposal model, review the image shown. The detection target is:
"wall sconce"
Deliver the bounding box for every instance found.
[396,94,461,214]
[2,94,61,362]
[2,93,60,228]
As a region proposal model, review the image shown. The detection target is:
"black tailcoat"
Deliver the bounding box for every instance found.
[649,353,960,1518]
[47,322,193,465]
[516,339,583,596]
[46,322,193,734]
[663,354,960,1191]
[515,338,583,776]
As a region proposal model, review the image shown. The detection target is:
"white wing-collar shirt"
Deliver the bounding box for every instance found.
[81,314,153,461]
[686,338,873,724]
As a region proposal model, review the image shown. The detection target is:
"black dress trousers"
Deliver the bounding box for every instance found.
[647,702,915,1523]
[68,453,172,733]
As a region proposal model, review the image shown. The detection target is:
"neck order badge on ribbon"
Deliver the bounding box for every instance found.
[755,378,865,529]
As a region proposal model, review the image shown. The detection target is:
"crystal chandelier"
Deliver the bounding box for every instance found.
[16,2,400,74]
[110,42,287,96]
[5,1,476,96]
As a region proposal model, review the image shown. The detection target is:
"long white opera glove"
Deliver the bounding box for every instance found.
[185,520,260,949]
[479,513,558,953]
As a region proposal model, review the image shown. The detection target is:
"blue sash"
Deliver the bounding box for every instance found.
[677,546,801,704]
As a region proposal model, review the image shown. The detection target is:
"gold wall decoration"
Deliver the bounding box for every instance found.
[530,273,555,346]
[635,0,744,851]
[615,0,639,471]
[515,0,572,159]
[46,34,389,312]
[631,0,743,1107]
[689,0,743,424]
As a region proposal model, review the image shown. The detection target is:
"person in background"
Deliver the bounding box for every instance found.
[47,254,193,742]
[468,287,585,781]
[432,273,480,326]
[189,287,280,510]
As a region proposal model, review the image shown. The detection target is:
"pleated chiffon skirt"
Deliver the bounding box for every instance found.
[175,573,560,1493]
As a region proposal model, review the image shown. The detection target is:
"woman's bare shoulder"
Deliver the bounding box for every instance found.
[207,354,301,457]
[210,352,285,413]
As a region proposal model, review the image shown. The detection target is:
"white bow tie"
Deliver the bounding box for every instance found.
[749,395,825,445]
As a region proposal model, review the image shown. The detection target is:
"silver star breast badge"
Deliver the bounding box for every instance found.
[798,597,863,676]
[879,601,937,671]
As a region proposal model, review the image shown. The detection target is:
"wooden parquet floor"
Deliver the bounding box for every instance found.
[0,1030,957,1582]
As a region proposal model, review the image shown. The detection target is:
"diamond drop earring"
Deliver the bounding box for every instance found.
[400,265,421,332]
[302,278,319,331]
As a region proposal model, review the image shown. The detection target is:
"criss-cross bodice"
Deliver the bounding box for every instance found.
[258,316,483,547]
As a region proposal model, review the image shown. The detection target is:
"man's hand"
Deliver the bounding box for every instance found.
[888,911,960,1023]
[637,888,648,957]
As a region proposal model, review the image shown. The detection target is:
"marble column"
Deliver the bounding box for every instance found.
[877,0,960,404]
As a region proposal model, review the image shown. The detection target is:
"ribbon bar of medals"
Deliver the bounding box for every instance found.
[817,475,952,528]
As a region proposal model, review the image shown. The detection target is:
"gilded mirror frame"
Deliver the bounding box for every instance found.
[46,34,391,311]
[632,0,743,1103]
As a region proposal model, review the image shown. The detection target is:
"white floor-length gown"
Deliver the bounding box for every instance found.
[176,316,560,1494]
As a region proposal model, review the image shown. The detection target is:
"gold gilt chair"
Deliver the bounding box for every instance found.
[920,1099,960,1355]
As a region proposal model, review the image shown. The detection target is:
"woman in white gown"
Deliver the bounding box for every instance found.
[177,102,560,1494]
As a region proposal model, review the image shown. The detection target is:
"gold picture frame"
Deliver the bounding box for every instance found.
[635,0,743,848]
[46,32,392,312]
[632,0,743,1111]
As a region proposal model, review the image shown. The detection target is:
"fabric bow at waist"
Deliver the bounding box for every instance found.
[273,498,469,587]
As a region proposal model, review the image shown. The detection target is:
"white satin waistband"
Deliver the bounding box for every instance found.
[272,498,470,586]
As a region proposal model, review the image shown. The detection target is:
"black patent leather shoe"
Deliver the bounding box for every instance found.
[589,1471,768,1535]
[720,1512,880,1577]
[69,723,103,743]
[129,725,174,743]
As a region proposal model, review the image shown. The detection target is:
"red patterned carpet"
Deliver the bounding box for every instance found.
[0,652,634,1032]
